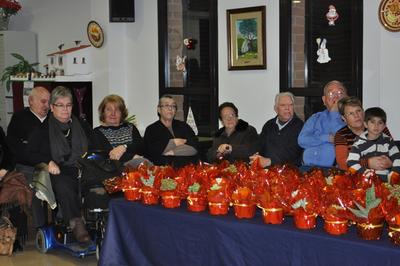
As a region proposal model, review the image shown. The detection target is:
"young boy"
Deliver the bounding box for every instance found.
[347,107,400,182]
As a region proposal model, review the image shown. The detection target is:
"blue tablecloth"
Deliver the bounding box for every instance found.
[99,198,400,266]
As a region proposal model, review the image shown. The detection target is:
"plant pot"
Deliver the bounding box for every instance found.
[233,203,255,219]
[123,187,141,201]
[208,202,229,215]
[293,210,317,230]
[187,194,207,212]
[141,189,159,205]
[260,207,284,224]
[324,218,348,235]
[356,222,384,240]
[161,192,181,208]
[388,225,400,245]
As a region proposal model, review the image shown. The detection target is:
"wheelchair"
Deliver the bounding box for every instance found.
[34,151,119,259]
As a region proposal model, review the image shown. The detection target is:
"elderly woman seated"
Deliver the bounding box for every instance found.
[26,86,93,244]
[144,95,199,167]
[92,94,145,165]
[207,102,258,163]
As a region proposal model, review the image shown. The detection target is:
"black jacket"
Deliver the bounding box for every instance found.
[258,114,303,166]
[144,119,199,167]
[207,119,258,163]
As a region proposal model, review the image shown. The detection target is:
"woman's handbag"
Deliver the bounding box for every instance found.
[0,216,16,256]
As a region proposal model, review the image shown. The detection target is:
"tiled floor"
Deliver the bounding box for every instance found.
[0,239,98,266]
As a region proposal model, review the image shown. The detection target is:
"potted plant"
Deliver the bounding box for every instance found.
[381,183,400,245]
[160,178,181,208]
[232,186,256,219]
[122,168,142,201]
[207,177,231,215]
[1,53,39,91]
[348,184,384,240]
[140,169,159,205]
[187,182,206,212]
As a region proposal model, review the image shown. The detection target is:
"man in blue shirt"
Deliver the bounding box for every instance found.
[298,80,347,167]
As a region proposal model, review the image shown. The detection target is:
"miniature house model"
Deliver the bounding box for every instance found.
[46,44,92,76]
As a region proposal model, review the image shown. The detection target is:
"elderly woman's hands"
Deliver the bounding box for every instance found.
[48,160,61,175]
[249,153,271,168]
[109,145,127,161]
[0,169,7,180]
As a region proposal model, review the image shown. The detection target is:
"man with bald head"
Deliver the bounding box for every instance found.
[7,86,50,228]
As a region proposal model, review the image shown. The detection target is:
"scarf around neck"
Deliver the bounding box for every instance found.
[49,113,88,166]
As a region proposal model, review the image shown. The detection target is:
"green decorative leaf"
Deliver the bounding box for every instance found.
[160,179,177,191]
[188,182,200,193]
[225,164,237,173]
[291,198,308,210]
[348,206,369,219]
[210,183,222,191]
[325,175,334,185]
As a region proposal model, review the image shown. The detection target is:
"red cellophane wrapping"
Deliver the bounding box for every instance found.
[258,164,302,215]
[207,169,232,215]
[380,183,400,244]
[185,164,208,212]
[139,165,162,205]
[122,168,143,201]
[291,168,326,229]
[346,172,385,240]
[231,186,256,219]
[320,171,354,235]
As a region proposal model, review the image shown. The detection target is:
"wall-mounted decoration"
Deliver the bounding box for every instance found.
[326,5,339,26]
[227,6,266,70]
[87,21,104,48]
[183,38,195,49]
[379,0,400,32]
[176,55,187,74]
[316,38,331,64]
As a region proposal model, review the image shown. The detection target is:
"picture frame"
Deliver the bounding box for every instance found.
[227,6,266,70]
[87,21,104,48]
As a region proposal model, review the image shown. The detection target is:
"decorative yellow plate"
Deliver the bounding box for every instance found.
[379,0,400,32]
[87,21,104,48]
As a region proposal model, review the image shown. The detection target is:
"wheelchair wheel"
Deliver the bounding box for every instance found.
[96,242,101,261]
[35,229,48,253]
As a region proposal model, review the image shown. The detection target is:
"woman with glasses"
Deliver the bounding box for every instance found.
[207,102,258,163]
[26,86,93,244]
[334,96,392,170]
[143,95,199,167]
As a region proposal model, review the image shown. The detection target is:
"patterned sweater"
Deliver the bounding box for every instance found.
[347,132,400,177]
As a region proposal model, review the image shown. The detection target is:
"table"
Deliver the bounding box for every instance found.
[99,198,400,266]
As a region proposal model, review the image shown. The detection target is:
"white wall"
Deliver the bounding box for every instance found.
[363,0,400,139]
[9,0,400,139]
[218,0,278,131]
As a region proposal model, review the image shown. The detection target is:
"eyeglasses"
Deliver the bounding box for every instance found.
[327,91,345,98]
[221,113,237,120]
[159,104,177,110]
[344,109,363,118]
[53,103,73,109]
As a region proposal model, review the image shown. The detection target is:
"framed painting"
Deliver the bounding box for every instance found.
[227,6,266,70]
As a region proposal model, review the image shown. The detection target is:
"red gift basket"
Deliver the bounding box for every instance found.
[187,192,207,212]
[260,206,284,224]
[161,191,181,208]
[293,209,317,229]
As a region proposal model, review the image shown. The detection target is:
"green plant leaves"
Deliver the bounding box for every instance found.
[1,53,39,91]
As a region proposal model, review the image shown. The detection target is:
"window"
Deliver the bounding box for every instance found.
[280,0,363,120]
[82,57,86,64]
[58,56,63,66]
[73,57,77,64]
[158,0,218,137]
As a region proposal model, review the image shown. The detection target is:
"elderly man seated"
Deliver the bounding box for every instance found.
[6,86,50,229]
[250,92,303,167]
[298,80,347,168]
